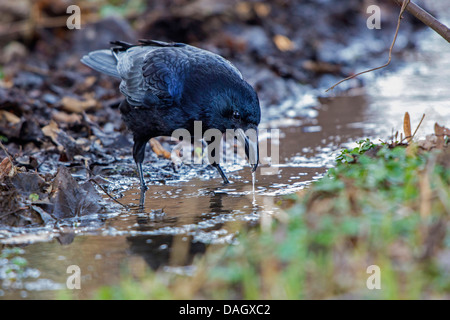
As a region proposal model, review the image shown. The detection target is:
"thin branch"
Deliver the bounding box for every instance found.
[326,0,410,92]
[411,113,426,140]
[89,177,129,209]
[0,207,29,219]
[391,0,450,43]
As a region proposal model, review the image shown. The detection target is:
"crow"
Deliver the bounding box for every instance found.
[81,39,260,191]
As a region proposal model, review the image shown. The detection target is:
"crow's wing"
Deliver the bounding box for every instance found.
[116,40,242,107]
[141,47,190,105]
[116,45,154,106]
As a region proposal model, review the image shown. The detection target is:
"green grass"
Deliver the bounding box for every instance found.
[98,0,147,18]
[92,140,450,299]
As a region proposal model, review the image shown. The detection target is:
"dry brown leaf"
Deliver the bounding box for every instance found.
[52,111,82,124]
[273,34,295,52]
[236,2,252,18]
[403,112,412,143]
[51,166,103,219]
[83,76,96,88]
[0,157,15,180]
[42,120,60,144]
[254,3,271,17]
[150,138,171,159]
[0,110,21,125]
[434,123,450,135]
[61,96,98,113]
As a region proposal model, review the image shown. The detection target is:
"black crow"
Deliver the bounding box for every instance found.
[81,39,260,191]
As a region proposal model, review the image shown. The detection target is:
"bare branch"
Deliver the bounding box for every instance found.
[326,0,450,92]
[391,0,450,43]
[326,0,410,92]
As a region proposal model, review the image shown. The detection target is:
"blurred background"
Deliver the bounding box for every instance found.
[0,0,423,121]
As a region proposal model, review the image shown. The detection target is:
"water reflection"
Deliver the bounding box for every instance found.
[124,187,251,269]
[126,234,206,270]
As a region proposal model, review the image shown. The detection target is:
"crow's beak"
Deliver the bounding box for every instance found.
[235,128,259,172]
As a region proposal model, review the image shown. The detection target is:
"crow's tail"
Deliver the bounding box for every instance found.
[80,49,120,78]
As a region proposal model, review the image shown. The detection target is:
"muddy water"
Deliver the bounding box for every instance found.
[2,14,450,299]
[0,92,370,299]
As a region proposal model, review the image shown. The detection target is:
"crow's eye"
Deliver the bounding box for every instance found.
[232,110,241,120]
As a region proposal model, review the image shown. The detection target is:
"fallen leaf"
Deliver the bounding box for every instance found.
[78,76,96,90]
[404,112,412,143]
[42,120,60,144]
[0,110,21,125]
[10,171,47,196]
[31,205,55,224]
[0,157,15,180]
[254,3,271,17]
[42,120,81,159]
[51,166,103,219]
[61,96,98,113]
[273,34,295,52]
[52,111,82,124]
[236,2,252,18]
[150,138,171,159]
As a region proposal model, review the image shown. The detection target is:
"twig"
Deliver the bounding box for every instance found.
[391,0,450,43]
[0,207,29,219]
[84,163,130,210]
[89,177,129,209]
[326,0,410,92]
[411,113,426,140]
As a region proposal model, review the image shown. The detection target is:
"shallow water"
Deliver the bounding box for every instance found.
[0,92,369,299]
[2,9,450,298]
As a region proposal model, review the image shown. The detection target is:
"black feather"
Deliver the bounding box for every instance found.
[81,39,261,190]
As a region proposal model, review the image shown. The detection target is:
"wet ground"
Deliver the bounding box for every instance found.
[1,1,450,299]
[1,92,371,299]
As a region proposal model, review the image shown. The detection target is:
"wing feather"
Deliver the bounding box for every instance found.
[115,40,243,107]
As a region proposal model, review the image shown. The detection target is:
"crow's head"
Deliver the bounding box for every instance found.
[205,79,261,172]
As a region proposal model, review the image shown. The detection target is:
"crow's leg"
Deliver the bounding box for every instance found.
[212,163,229,184]
[201,139,230,184]
[133,138,148,191]
[139,187,146,210]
